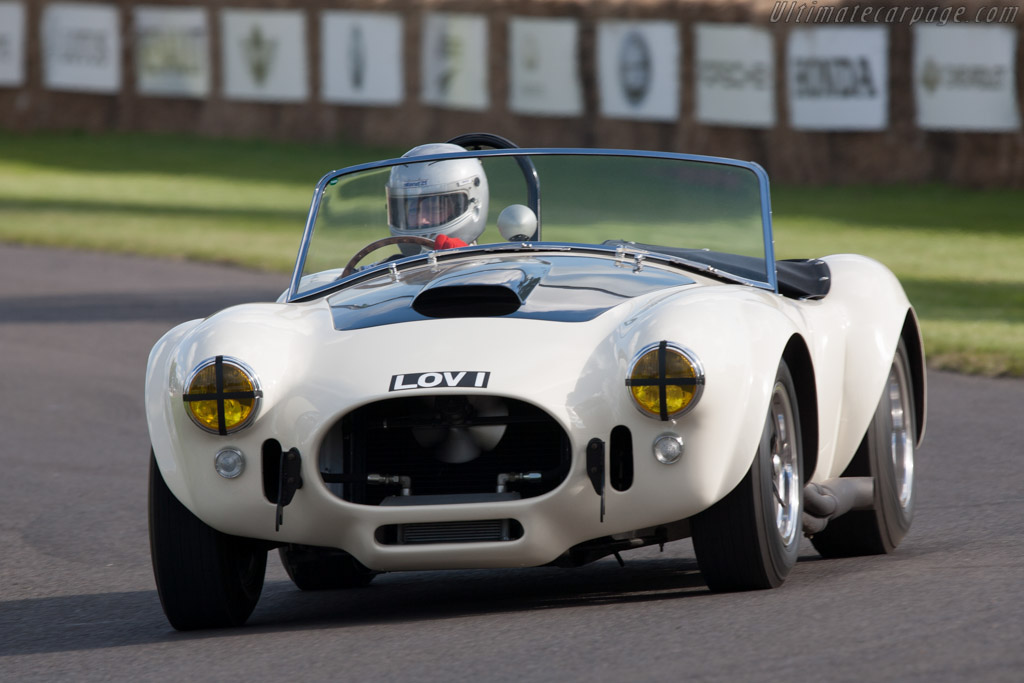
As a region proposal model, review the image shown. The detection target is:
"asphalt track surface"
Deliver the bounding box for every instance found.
[1,244,1021,682]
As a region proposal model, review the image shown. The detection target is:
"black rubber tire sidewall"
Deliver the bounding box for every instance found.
[149,453,267,630]
[278,545,376,591]
[691,360,802,591]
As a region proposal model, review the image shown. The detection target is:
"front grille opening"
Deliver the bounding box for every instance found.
[609,425,634,491]
[319,395,570,505]
[376,519,524,545]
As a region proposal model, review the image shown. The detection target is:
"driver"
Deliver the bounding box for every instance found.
[386,143,489,253]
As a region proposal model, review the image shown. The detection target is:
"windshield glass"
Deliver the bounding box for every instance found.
[292,150,772,300]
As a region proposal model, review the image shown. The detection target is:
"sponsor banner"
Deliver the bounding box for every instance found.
[321,11,403,106]
[509,17,583,117]
[133,6,210,98]
[421,12,488,111]
[221,9,308,102]
[597,20,679,122]
[695,23,774,128]
[0,1,25,87]
[787,26,888,131]
[42,2,121,93]
[914,25,1021,132]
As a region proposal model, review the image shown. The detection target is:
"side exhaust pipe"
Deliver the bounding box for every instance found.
[802,477,874,535]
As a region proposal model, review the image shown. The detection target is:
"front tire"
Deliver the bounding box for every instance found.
[692,360,803,591]
[149,453,267,630]
[278,545,376,591]
[810,339,916,557]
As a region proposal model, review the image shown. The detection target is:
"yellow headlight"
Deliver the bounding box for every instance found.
[627,342,704,420]
[183,357,261,435]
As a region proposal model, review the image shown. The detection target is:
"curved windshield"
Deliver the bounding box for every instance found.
[291,150,773,300]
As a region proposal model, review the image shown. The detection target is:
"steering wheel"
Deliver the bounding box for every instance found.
[339,236,437,279]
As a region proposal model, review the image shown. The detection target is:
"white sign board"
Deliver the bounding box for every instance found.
[42,2,121,93]
[787,27,888,131]
[914,25,1021,132]
[321,11,403,106]
[597,20,679,122]
[134,6,210,98]
[421,12,488,111]
[509,17,582,117]
[221,9,308,102]
[0,2,26,87]
[695,23,774,128]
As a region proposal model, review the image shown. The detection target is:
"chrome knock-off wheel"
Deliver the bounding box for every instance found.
[770,384,801,548]
[810,338,918,557]
[692,360,803,591]
[887,359,915,512]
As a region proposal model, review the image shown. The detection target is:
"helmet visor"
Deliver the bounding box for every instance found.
[389,192,469,232]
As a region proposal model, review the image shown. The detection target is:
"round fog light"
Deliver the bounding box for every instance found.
[214,448,245,479]
[653,434,684,465]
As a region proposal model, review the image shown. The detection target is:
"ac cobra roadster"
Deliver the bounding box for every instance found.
[146,134,926,630]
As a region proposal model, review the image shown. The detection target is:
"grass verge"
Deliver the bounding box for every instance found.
[2,130,1022,376]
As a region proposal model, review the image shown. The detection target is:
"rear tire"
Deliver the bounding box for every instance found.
[810,339,916,558]
[278,545,376,591]
[149,453,267,630]
[692,360,803,591]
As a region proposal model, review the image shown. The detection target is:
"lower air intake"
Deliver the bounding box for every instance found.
[377,519,523,545]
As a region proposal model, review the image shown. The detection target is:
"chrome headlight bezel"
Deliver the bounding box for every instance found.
[182,356,262,435]
[626,341,705,421]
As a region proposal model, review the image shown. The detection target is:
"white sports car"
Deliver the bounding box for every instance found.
[146,134,926,630]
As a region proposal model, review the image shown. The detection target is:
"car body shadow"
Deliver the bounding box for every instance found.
[0,556,709,655]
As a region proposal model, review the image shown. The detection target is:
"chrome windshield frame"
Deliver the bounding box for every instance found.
[287,148,776,302]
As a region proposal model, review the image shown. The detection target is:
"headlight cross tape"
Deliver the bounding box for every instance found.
[624,341,700,421]
[182,355,263,435]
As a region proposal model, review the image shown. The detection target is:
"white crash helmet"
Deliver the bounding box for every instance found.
[386,143,489,251]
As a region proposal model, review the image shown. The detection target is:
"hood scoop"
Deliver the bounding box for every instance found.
[413,266,543,318]
[414,285,522,318]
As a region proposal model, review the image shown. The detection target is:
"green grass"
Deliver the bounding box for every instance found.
[771,185,1024,375]
[0,130,404,271]
[2,130,1023,376]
